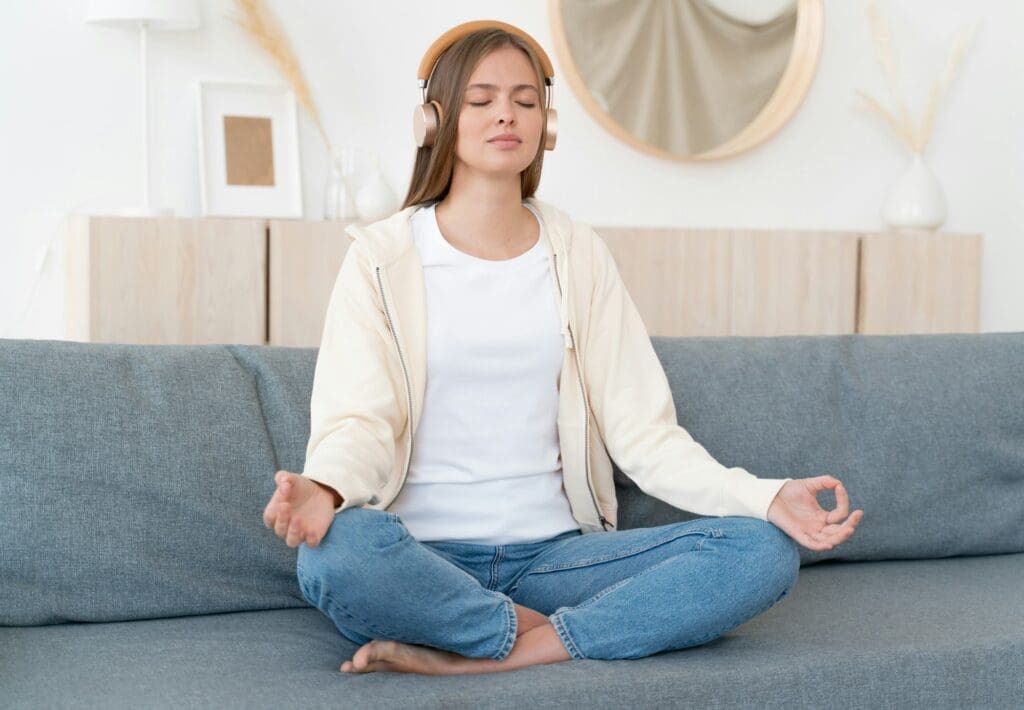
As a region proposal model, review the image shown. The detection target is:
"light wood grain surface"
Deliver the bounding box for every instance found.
[268,218,356,347]
[63,217,982,345]
[64,216,266,344]
[858,231,982,334]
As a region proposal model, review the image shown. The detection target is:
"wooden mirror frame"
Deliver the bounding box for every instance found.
[548,0,824,162]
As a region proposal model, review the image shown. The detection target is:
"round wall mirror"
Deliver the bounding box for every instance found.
[548,0,823,161]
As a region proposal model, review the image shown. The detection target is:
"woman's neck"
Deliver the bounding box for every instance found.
[435,171,534,258]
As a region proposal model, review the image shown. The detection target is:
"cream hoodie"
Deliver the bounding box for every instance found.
[301,197,790,534]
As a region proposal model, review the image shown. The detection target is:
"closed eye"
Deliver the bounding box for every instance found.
[468,101,536,108]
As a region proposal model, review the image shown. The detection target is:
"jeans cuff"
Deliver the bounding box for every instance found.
[549,610,585,660]
[492,594,518,661]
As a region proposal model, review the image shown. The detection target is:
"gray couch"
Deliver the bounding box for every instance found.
[2,332,1023,709]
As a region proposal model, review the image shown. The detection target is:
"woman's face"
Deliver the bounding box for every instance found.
[454,45,544,180]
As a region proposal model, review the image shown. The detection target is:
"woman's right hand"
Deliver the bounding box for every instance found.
[262,470,339,548]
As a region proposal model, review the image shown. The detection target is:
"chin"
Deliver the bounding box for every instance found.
[470,158,533,177]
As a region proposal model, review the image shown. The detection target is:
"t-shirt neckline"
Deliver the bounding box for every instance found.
[428,202,545,267]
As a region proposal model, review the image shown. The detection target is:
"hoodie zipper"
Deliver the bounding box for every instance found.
[376,265,414,502]
[553,252,612,531]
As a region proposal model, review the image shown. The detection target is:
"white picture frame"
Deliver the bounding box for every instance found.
[197,80,303,218]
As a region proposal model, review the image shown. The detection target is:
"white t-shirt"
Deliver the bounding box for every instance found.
[386,201,582,544]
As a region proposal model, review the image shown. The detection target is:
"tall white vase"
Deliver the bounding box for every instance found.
[882,152,947,231]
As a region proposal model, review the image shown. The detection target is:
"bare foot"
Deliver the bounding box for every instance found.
[514,604,549,637]
[340,639,467,675]
[339,622,572,676]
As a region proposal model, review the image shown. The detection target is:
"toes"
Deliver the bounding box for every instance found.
[349,640,379,672]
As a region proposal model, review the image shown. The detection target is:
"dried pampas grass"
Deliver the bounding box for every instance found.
[856,1,976,154]
[229,0,332,154]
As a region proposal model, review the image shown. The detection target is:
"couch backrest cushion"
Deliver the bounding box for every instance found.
[0,340,314,626]
[614,332,1024,566]
[4,332,1023,625]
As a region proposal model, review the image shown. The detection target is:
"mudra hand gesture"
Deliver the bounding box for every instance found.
[767,475,864,551]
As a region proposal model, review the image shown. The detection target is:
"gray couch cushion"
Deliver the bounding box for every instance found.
[4,553,1022,709]
[616,333,1024,565]
[0,339,311,625]
[3,333,1023,626]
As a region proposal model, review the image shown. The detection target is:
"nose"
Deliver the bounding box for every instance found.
[495,95,516,125]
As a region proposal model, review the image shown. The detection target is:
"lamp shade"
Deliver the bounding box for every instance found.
[85,0,201,30]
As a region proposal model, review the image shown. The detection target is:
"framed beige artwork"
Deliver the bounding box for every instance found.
[197,80,303,218]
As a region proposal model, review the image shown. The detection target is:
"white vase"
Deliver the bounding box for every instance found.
[323,147,357,220]
[354,152,397,222]
[882,152,947,231]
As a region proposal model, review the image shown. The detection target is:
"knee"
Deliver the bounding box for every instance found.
[717,517,800,598]
[753,519,800,599]
[296,507,402,583]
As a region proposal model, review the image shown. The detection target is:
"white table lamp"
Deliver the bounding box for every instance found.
[86,0,201,217]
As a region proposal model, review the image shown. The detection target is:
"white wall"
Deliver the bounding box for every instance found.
[2,0,1021,338]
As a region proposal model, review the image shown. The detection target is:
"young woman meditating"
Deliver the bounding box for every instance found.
[262,19,863,676]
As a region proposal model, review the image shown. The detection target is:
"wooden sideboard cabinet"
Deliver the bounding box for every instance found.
[63,216,268,345]
[599,227,982,337]
[267,218,356,348]
[857,231,982,335]
[597,228,861,337]
[62,216,982,345]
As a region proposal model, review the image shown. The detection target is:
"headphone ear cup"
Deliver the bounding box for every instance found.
[413,100,445,147]
[544,107,558,151]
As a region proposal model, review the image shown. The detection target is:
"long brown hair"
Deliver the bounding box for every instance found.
[401,29,549,209]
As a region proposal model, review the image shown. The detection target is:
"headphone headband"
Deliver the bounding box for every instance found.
[416,19,555,87]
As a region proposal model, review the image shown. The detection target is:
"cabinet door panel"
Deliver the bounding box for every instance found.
[64,216,266,344]
[268,219,356,347]
[858,232,982,334]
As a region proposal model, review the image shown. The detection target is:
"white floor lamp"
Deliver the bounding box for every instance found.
[85,0,201,217]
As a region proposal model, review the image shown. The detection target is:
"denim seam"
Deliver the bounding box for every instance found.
[549,611,585,660]
[528,528,718,574]
[489,546,503,591]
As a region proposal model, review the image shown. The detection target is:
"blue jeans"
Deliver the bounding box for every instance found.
[296,507,800,661]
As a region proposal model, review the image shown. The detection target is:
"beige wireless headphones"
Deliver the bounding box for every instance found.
[413,19,558,151]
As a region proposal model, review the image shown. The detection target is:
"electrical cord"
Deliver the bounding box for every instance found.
[2,203,90,339]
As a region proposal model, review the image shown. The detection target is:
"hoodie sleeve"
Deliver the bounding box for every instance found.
[581,227,790,521]
[302,239,405,514]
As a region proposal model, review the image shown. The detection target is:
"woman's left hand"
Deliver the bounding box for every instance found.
[766,475,863,551]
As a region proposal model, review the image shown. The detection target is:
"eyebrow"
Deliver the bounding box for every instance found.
[465,83,540,94]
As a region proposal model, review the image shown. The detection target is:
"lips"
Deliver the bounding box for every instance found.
[488,134,521,143]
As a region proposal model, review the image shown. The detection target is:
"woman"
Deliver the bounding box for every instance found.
[262,20,863,676]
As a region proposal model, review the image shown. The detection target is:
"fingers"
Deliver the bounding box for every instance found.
[263,470,293,528]
[811,509,865,549]
[274,501,291,539]
[826,481,850,524]
[285,517,305,548]
[806,474,841,492]
[792,502,864,552]
[802,528,835,551]
[264,469,322,548]
[268,470,294,538]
